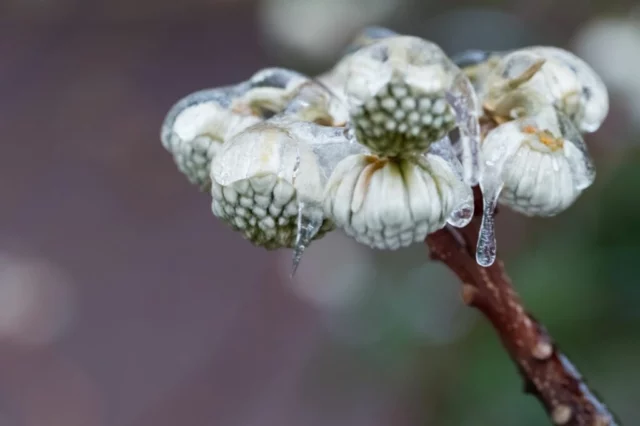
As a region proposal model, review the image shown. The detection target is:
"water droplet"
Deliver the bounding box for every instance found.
[447,200,474,228]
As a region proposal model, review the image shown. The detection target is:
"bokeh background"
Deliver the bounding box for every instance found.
[1,0,639,425]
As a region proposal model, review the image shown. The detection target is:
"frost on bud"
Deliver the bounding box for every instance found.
[482,47,609,133]
[329,34,481,184]
[161,68,310,190]
[476,106,596,266]
[323,142,473,250]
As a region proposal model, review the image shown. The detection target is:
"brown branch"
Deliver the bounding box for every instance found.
[426,188,620,426]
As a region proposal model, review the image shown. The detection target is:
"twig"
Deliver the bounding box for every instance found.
[426,188,620,426]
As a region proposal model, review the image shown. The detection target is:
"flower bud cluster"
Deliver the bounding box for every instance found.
[161,28,608,270]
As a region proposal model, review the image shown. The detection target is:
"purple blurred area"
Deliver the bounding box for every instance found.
[0,0,638,425]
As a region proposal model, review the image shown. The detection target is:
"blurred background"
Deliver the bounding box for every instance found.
[1,0,639,424]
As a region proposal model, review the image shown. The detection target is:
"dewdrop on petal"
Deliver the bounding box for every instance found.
[323,139,473,250]
[477,107,596,266]
[337,35,481,184]
[161,68,310,190]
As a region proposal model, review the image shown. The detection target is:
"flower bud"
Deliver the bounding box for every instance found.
[323,34,481,184]
[527,46,609,133]
[482,47,608,132]
[161,68,310,190]
[210,123,329,249]
[481,107,595,217]
[323,149,472,250]
[339,36,458,156]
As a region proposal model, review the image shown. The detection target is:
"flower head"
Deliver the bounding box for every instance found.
[481,47,609,133]
[481,106,595,217]
[161,68,310,190]
[324,138,473,250]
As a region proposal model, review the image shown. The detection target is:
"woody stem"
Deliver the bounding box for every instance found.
[425,188,619,426]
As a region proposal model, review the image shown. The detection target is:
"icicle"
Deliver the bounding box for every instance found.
[291,201,323,277]
[474,120,524,266]
[477,175,503,267]
[446,71,482,185]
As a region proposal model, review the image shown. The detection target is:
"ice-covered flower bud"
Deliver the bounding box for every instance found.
[526,46,609,133]
[323,140,473,250]
[341,36,457,156]
[476,107,595,267]
[211,122,334,250]
[482,47,609,133]
[161,68,310,190]
[325,34,481,184]
[161,85,259,189]
[482,108,595,217]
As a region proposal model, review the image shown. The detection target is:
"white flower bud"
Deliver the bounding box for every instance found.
[482,47,609,133]
[338,36,457,157]
[527,46,609,133]
[210,123,329,249]
[161,68,310,190]
[323,151,472,250]
[322,34,481,185]
[210,111,367,251]
[481,107,595,217]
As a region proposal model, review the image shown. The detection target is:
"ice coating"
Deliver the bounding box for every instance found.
[446,72,482,185]
[342,26,399,56]
[451,49,493,69]
[453,50,504,95]
[239,67,310,117]
[477,119,523,267]
[210,81,366,255]
[277,80,350,126]
[323,152,472,250]
[526,46,609,133]
[338,36,462,156]
[318,26,398,101]
[477,107,597,265]
[482,47,609,133]
[555,111,596,190]
[428,136,474,227]
[160,84,256,189]
[211,122,333,250]
[481,50,550,120]
[291,201,324,276]
[161,68,314,190]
